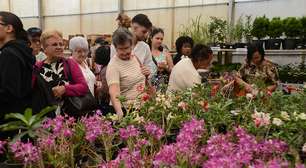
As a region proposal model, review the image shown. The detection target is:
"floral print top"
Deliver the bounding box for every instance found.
[239,59,279,86]
[40,60,68,88]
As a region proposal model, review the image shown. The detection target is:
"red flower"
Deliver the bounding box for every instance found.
[211,84,220,97]
[199,101,209,112]
[142,93,150,102]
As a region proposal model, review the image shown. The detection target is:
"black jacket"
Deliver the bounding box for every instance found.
[0,40,35,117]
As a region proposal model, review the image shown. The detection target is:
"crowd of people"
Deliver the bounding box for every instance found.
[0,11,279,130]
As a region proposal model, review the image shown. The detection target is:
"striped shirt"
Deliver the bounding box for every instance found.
[106,55,145,107]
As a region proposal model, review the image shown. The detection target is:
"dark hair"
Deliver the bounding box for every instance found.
[27,27,42,38]
[95,37,109,46]
[175,36,194,55]
[148,27,164,52]
[0,11,29,42]
[190,44,212,62]
[112,28,133,47]
[95,45,110,66]
[131,14,152,29]
[247,43,265,64]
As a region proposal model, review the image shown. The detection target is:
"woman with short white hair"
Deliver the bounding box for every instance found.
[69,36,96,95]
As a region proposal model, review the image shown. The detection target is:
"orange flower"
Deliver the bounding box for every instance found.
[199,100,209,112]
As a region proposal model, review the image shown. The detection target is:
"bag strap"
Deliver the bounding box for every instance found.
[63,59,73,83]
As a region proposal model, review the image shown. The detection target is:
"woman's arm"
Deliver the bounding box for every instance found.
[165,52,174,73]
[64,59,88,96]
[109,84,124,118]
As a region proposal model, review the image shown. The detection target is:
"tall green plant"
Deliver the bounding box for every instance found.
[267,17,283,39]
[233,16,245,43]
[244,15,253,43]
[251,16,269,40]
[300,16,306,39]
[179,15,210,45]
[283,17,302,38]
[208,16,227,44]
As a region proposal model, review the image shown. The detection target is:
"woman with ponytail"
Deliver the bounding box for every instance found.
[0,12,35,122]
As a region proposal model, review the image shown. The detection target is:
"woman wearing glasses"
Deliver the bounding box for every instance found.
[33,30,88,114]
[0,11,35,117]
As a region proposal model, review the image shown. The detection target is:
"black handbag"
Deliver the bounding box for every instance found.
[62,60,97,117]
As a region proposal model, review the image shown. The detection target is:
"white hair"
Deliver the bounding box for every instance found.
[69,36,89,52]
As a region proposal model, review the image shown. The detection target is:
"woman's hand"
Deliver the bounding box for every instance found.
[52,85,66,98]
[157,62,167,70]
[141,65,151,77]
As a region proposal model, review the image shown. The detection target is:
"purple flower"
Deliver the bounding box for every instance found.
[63,128,73,137]
[81,113,114,143]
[10,141,40,164]
[176,118,205,151]
[153,144,177,167]
[135,139,149,150]
[113,148,142,168]
[119,125,140,140]
[0,140,6,154]
[144,122,164,140]
[38,136,55,150]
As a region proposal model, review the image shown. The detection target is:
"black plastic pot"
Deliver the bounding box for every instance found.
[225,43,236,49]
[265,39,283,50]
[234,43,247,48]
[282,39,297,49]
[296,39,306,49]
[252,40,264,49]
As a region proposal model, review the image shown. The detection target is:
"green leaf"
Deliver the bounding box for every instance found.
[4,113,28,125]
[24,108,33,122]
[0,121,25,131]
[35,106,56,119]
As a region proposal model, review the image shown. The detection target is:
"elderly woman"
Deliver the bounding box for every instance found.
[172,36,194,65]
[106,28,149,118]
[69,36,97,95]
[236,44,279,93]
[167,44,213,93]
[33,30,88,114]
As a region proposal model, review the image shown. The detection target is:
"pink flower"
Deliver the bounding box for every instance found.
[144,122,164,140]
[153,144,177,167]
[251,110,270,127]
[38,136,55,150]
[10,141,40,164]
[81,113,114,143]
[135,139,149,150]
[178,101,188,110]
[119,125,140,140]
[0,140,6,154]
[136,83,145,93]
[63,128,73,137]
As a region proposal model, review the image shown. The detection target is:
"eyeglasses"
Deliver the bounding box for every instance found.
[48,42,64,48]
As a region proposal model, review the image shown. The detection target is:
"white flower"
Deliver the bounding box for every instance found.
[298,113,306,120]
[109,114,119,121]
[230,109,241,116]
[272,118,283,126]
[246,93,254,100]
[166,112,175,121]
[280,111,290,121]
[252,109,271,127]
[302,143,306,153]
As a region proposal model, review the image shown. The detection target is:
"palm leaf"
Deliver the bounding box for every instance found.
[4,113,28,125]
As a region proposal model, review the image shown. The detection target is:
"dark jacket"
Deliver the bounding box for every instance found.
[173,53,182,65]
[0,40,35,117]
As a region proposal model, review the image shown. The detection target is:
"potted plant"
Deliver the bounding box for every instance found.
[233,16,247,48]
[251,16,269,48]
[297,16,306,49]
[266,17,283,50]
[208,16,227,48]
[283,17,303,49]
